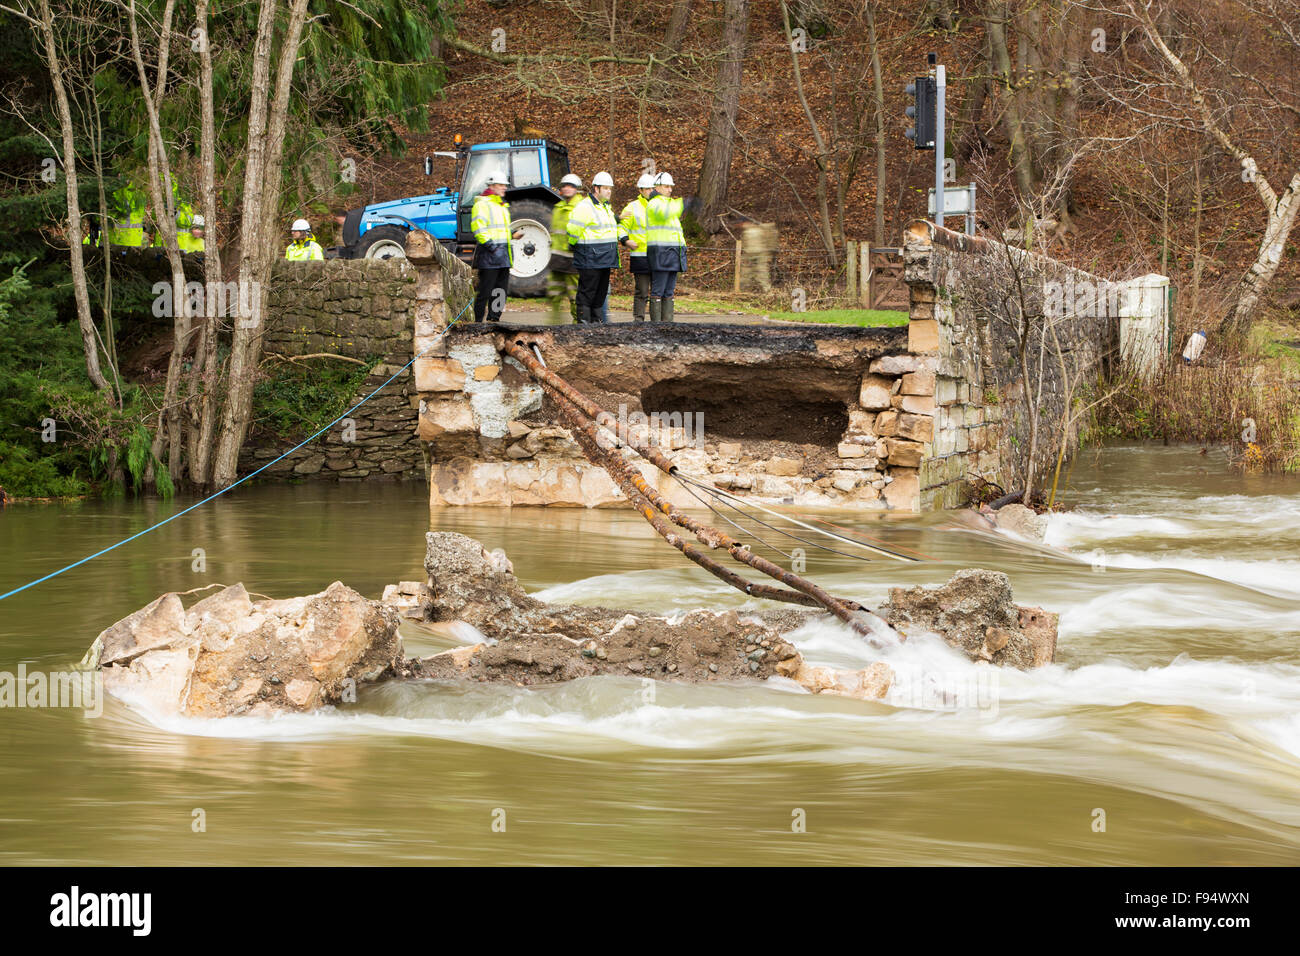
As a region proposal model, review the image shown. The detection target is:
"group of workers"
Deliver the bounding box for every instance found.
[86,180,327,261]
[470,169,686,324]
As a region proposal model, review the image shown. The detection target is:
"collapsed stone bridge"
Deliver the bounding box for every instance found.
[257,221,1160,511]
[415,318,938,511]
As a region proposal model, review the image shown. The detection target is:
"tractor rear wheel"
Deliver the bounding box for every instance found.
[357,225,409,261]
[506,198,554,298]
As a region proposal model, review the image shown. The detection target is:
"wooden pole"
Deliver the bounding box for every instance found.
[861,242,872,307]
[733,238,742,293]
[846,239,857,303]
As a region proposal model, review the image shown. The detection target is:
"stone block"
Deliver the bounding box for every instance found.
[766,456,803,477]
[869,354,919,376]
[901,394,936,415]
[885,438,924,468]
[883,467,920,511]
[901,369,936,395]
[875,410,899,436]
[837,442,866,458]
[417,399,475,440]
[896,413,934,442]
[859,374,893,410]
[909,319,940,353]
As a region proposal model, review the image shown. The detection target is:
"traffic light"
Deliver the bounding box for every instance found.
[904,76,937,150]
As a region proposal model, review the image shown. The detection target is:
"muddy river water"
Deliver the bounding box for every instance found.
[1,443,1297,865]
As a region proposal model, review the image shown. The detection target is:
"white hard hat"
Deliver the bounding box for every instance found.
[654,172,675,187]
[559,173,583,188]
[190,215,206,227]
[291,218,311,232]
[486,171,509,186]
[636,174,656,189]
[591,171,614,188]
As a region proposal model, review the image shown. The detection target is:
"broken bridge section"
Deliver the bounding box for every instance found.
[415,320,932,510]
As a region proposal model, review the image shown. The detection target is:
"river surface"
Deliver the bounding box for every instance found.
[1,444,1297,865]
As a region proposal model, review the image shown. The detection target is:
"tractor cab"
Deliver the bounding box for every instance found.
[345,137,570,297]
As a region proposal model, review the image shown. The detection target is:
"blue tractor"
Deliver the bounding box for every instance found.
[340,137,570,297]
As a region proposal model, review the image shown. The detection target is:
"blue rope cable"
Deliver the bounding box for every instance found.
[0,301,473,602]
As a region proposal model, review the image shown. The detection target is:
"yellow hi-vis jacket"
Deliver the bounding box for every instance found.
[285,237,324,261]
[566,195,626,270]
[619,195,650,273]
[470,193,513,269]
[106,184,147,248]
[645,194,686,273]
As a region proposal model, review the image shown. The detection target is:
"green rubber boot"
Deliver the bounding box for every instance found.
[648,298,662,323]
[662,297,675,323]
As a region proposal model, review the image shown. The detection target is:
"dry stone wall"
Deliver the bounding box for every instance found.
[902,222,1120,508]
[240,258,423,481]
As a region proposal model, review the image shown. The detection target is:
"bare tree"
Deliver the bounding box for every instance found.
[1123,0,1300,333]
[210,0,312,489]
[4,0,112,392]
[696,0,749,232]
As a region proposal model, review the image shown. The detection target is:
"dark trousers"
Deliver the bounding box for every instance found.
[651,270,679,299]
[577,268,611,323]
[632,272,651,320]
[474,267,511,323]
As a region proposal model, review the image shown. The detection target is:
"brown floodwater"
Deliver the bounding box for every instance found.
[1,443,1298,865]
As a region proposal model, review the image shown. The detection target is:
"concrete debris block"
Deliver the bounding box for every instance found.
[992,503,1049,542]
[766,456,803,477]
[94,582,402,718]
[717,442,743,459]
[507,420,532,439]
[791,661,893,700]
[882,467,919,510]
[881,569,1055,669]
[1018,606,1059,667]
[859,373,894,410]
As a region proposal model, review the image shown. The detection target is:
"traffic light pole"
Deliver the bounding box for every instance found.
[934,64,946,231]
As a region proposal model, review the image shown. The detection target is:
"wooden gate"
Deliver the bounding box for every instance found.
[867,247,908,311]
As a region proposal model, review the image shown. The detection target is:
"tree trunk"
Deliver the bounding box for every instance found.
[648,0,692,90]
[129,0,192,487]
[188,0,223,488]
[1224,178,1300,333]
[987,2,1038,200]
[695,0,749,233]
[34,0,110,392]
[211,0,311,489]
[779,0,834,261]
[866,2,886,245]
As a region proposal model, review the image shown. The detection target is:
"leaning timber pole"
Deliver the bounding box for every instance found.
[501,340,898,643]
